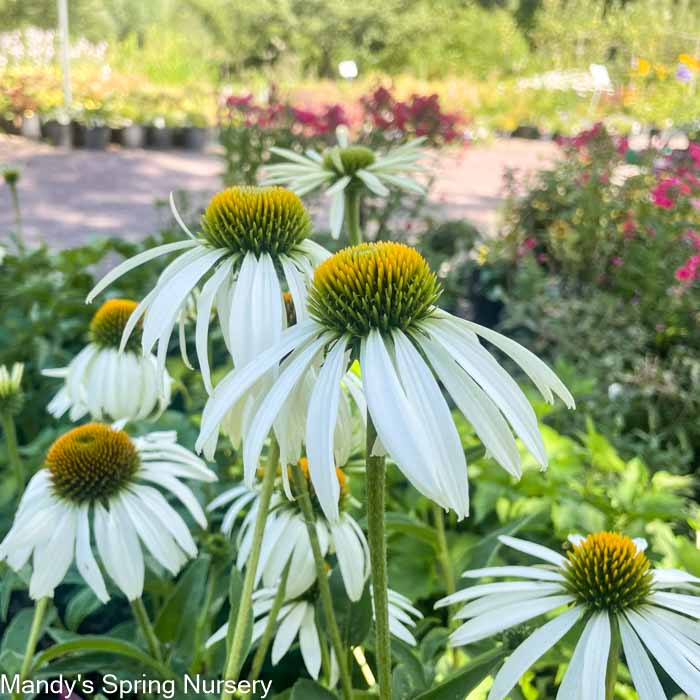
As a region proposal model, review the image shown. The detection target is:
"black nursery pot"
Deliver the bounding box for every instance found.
[147,125,174,149]
[182,126,210,150]
[120,124,145,148]
[84,125,110,150]
[44,120,73,148]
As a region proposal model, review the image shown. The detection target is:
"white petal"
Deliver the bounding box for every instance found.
[280,256,309,323]
[498,536,567,567]
[651,591,700,618]
[306,336,349,522]
[645,605,700,644]
[86,239,199,303]
[272,602,306,664]
[105,502,145,600]
[355,169,390,196]
[436,580,564,608]
[329,189,345,239]
[419,336,521,477]
[653,568,700,586]
[455,587,563,619]
[626,609,700,699]
[169,192,196,239]
[462,566,565,582]
[299,605,322,680]
[197,321,320,452]
[196,258,234,393]
[556,612,594,699]
[140,470,208,529]
[244,335,327,485]
[361,331,446,508]
[581,612,610,700]
[30,505,77,599]
[393,330,469,516]
[618,616,667,700]
[488,606,583,700]
[459,318,575,408]
[75,504,109,603]
[449,595,574,646]
[331,517,368,602]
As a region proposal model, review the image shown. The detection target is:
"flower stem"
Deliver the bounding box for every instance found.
[345,187,363,246]
[366,416,392,700]
[1,412,25,498]
[432,503,455,599]
[220,439,279,700]
[605,617,621,700]
[291,464,353,700]
[248,559,291,682]
[131,598,163,662]
[9,184,24,249]
[12,597,49,700]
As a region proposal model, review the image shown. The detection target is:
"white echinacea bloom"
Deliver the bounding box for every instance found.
[43,299,171,422]
[86,187,330,403]
[207,586,422,681]
[437,532,700,700]
[263,129,426,239]
[197,242,574,522]
[0,423,216,601]
[208,460,370,601]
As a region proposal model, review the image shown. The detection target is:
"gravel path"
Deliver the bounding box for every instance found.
[0,135,557,248]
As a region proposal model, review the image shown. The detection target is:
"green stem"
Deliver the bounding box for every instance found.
[432,503,455,599]
[605,617,621,700]
[131,598,163,662]
[248,559,291,682]
[345,187,363,246]
[12,597,49,700]
[366,417,391,700]
[9,184,24,248]
[220,439,279,700]
[291,464,353,700]
[2,412,25,497]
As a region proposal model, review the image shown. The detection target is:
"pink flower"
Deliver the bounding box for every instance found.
[689,142,700,168]
[611,256,623,266]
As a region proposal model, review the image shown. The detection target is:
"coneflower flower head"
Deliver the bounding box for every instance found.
[198,241,573,522]
[44,299,171,423]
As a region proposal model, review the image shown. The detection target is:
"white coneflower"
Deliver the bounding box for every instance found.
[43,299,172,422]
[86,188,330,406]
[197,242,573,522]
[263,129,426,239]
[437,532,700,700]
[0,423,216,601]
[207,585,422,680]
[208,460,370,601]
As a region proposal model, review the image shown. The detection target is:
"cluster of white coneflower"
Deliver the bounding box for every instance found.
[1,131,698,700]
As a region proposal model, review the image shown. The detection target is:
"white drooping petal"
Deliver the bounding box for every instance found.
[392,330,469,517]
[196,257,234,393]
[462,566,565,582]
[75,504,109,603]
[457,317,575,409]
[331,516,369,602]
[243,335,327,485]
[280,256,309,323]
[498,536,567,567]
[555,611,594,699]
[361,330,446,509]
[355,169,390,196]
[618,616,667,700]
[487,606,583,700]
[626,609,700,698]
[449,595,574,646]
[272,602,307,664]
[142,249,226,355]
[197,320,320,453]
[436,581,564,609]
[105,501,145,601]
[422,318,547,467]
[329,189,345,239]
[30,504,77,600]
[306,336,349,522]
[580,613,611,700]
[299,604,322,680]
[419,336,521,477]
[86,239,199,303]
[653,568,700,587]
[454,587,563,619]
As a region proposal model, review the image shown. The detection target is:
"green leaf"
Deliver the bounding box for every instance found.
[413,648,505,700]
[65,587,103,632]
[30,636,177,681]
[290,679,336,700]
[385,513,438,548]
[155,555,210,663]
[225,566,252,676]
